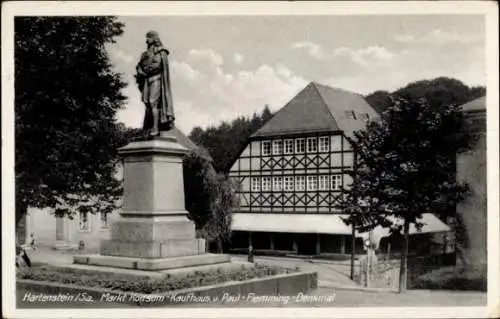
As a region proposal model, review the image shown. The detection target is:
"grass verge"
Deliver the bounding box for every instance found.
[17,263,299,294]
[411,264,486,291]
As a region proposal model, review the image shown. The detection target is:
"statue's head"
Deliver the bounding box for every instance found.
[146,30,163,47]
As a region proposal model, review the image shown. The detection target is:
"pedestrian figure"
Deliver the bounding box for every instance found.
[16,245,32,268]
[248,244,254,263]
[29,233,38,251]
[78,240,85,253]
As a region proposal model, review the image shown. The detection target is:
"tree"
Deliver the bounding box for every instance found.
[183,149,238,252]
[201,173,238,252]
[365,77,486,114]
[261,104,273,123]
[394,77,470,106]
[15,17,127,227]
[342,96,475,292]
[183,148,218,228]
[365,90,392,114]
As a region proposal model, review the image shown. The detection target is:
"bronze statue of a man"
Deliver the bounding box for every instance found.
[135,31,175,136]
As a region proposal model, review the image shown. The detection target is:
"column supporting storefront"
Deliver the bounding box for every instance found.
[315,233,321,255]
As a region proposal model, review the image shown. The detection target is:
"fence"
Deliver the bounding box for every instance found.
[354,252,456,289]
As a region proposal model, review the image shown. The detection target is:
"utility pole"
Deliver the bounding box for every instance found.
[350,218,356,280]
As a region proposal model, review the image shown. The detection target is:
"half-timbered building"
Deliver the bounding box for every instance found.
[228,82,451,257]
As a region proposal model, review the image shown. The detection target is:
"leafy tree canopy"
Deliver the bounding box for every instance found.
[365,77,486,114]
[342,95,477,291]
[183,149,238,252]
[15,17,127,224]
[343,95,475,231]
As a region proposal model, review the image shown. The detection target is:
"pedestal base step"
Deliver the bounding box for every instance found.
[52,242,79,251]
[55,260,254,280]
[74,253,230,271]
[100,238,205,258]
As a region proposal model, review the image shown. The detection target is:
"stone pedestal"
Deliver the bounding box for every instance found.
[74,132,230,271]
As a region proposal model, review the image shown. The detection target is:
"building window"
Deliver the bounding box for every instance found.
[272,140,283,155]
[284,139,294,154]
[295,176,306,191]
[100,212,110,229]
[79,211,91,232]
[307,176,318,191]
[344,110,357,120]
[331,174,342,191]
[318,175,329,190]
[319,136,329,152]
[273,176,283,191]
[284,176,294,191]
[251,177,261,191]
[295,138,305,154]
[307,137,318,153]
[262,141,271,155]
[262,177,271,191]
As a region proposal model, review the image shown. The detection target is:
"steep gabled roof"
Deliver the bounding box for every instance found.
[251,82,377,138]
[461,96,486,112]
[314,83,379,138]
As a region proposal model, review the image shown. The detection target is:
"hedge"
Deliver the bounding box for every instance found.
[16,263,299,294]
[411,264,486,291]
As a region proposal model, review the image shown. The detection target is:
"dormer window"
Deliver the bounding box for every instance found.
[343,110,358,120]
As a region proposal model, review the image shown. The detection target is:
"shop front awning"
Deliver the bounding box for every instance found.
[231,213,450,238]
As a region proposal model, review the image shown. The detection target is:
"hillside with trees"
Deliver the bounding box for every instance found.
[365,77,486,114]
[189,105,274,172]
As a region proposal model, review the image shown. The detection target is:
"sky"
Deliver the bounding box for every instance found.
[107,15,486,134]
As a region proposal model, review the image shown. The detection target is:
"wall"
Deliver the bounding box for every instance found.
[229,133,353,213]
[456,131,487,266]
[27,207,120,251]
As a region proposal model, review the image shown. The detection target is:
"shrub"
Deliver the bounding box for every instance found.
[16,263,297,294]
[411,264,486,291]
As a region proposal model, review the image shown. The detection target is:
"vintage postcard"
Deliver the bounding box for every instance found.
[2,1,499,318]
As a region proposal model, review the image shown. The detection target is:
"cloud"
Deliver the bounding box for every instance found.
[117,48,308,133]
[170,59,308,132]
[233,53,244,65]
[292,41,395,67]
[184,48,224,76]
[333,46,394,67]
[110,49,134,65]
[394,34,416,43]
[395,29,482,44]
[292,42,331,60]
[323,42,485,95]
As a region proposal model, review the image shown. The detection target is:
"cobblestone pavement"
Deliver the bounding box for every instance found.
[231,255,360,288]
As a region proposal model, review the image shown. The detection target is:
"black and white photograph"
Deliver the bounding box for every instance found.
[2,1,499,318]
